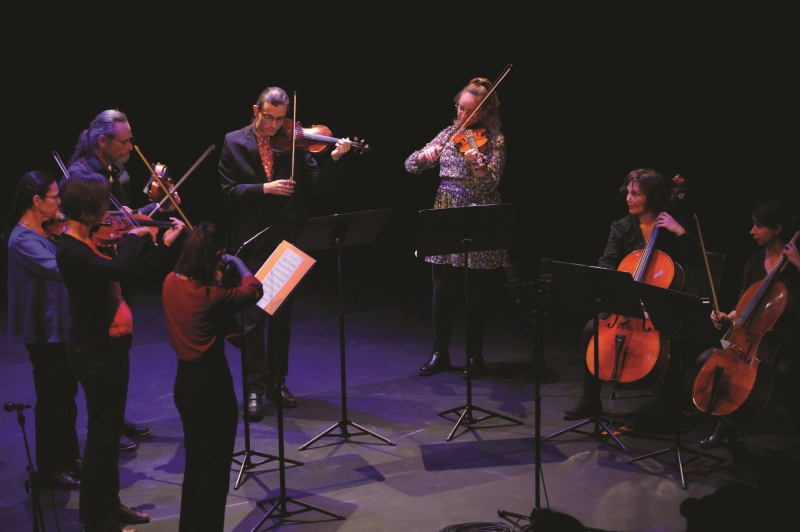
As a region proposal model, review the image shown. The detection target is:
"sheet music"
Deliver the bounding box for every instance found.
[257,247,303,309]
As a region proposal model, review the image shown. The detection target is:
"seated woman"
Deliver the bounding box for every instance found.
[161,222,263,532]
[695,199,800,447]
[563,168,700,421]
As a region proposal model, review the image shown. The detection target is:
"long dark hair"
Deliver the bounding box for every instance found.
[174,222,227,285]
[4,171,57,238]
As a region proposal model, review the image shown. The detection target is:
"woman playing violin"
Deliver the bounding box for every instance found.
[55,169,184,532]
[405,76,507,379]
[162,222,263,532]
[563,168,701,420]
[695,199,800,447]
[5,171,81,490]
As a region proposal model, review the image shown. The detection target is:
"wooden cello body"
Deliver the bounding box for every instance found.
[692,231,800,423]
[586,239,685,389]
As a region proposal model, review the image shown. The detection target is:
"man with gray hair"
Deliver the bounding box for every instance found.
[64,109,171,453]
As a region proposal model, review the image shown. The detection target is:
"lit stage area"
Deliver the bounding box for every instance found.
[1,252,798,532]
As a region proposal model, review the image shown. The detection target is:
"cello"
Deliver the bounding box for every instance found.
[692,229,800,423]
[586,175,688,393]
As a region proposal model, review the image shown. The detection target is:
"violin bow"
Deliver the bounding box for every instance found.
[52,150,140,229]
[693,213,721,314]
[154,144,216,211]
[289,91,297,184]
[134,145,194,230]
[435,63,513,161]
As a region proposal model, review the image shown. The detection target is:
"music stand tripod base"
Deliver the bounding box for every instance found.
[252,495,344,530]
[543,414,630,452]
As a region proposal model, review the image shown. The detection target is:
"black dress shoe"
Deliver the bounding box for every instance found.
[460,357,486,380]
[562,395,603,421]
[265,382,298,408]
[419,351,451,376]
[119,436,138,452]
[113,503,150,524]
[39,469,81,490]
[83,516,137,532]
[122,419,150,437]
[66,458,82,480]
[700,421,738,448]
[247,392,264,419]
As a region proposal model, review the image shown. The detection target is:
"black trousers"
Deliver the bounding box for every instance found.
[241,292,295,395]
[431,264,493,359]
[27,342,80,475]
[67,335,131,527]
[174,352,238,532]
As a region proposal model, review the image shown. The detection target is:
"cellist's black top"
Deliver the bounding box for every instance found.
[741,246,800,297]
[598,214,702,271]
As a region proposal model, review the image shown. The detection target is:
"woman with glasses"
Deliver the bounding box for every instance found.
[219,85,351,416]
[56,169,184,532]
[404,76,507,380]
[162,222,262,531]
[5,171,81,490]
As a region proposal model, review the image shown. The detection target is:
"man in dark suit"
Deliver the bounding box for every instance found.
[219,86,351,416]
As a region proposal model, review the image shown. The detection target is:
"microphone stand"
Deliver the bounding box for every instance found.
[5,402,50,532]
[497,261,549,527]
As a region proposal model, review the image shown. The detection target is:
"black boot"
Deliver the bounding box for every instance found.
[700,420,738,448]
[419,351,451,376]
[461,355,486,380]
[562,368,602,420]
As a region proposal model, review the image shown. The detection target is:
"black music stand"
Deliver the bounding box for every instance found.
[626,283,724,488]
[294,208,396,450]
[231,229,302,490]
[543,261,645,452]
[418,204,523,441]
[252,247,343,529]
[232,334,302,490]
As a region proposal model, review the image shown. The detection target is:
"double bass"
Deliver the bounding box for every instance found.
[586,176,687,393]
[692,230,800,423]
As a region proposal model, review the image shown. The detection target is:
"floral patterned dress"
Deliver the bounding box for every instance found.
[405,125,508,269]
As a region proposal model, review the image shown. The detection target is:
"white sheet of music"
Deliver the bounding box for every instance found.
[257,246,304,311]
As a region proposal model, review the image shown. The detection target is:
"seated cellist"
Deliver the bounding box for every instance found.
[562,168,702,421]
[695,199,800,447]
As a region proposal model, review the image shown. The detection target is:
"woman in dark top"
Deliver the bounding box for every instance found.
[696,199,800,447]
[56,169,184,532]
[5,171,80,489]
[162,222,263,532]
[563,168,700,421]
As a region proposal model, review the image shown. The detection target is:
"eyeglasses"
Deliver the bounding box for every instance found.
[109,136,135,147]
[44,194,60,200]
[259,112,286,125]
[455,103,477,114]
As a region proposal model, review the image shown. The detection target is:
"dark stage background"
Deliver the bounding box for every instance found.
[3,10,797,314]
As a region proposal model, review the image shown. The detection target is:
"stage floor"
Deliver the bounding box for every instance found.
[1,260,798,532]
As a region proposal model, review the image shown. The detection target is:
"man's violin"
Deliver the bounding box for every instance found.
[271,119,370,155]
